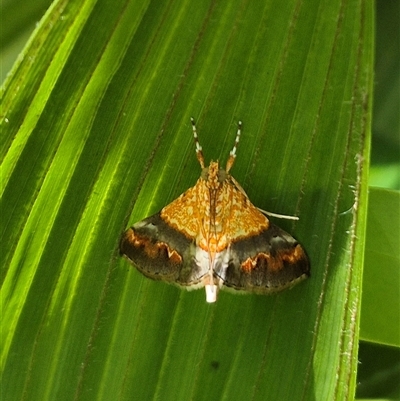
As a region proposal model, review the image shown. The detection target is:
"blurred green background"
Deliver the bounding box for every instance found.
[369,0,400,191]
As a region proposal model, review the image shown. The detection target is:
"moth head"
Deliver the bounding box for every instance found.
[201,161,229,188]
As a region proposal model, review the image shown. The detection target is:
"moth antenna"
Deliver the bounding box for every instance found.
[226,120,242,173]
[191,117,205,169]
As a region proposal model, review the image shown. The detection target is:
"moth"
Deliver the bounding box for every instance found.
[120,118,310,302]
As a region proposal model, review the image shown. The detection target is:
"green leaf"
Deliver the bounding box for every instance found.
[1,0,373,400]
[360,187,400,347]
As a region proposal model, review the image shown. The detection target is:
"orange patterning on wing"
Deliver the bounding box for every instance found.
[161,161,269,254]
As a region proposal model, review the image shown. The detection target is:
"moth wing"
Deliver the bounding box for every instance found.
[221,223,310,293]
[120,213,210,288]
